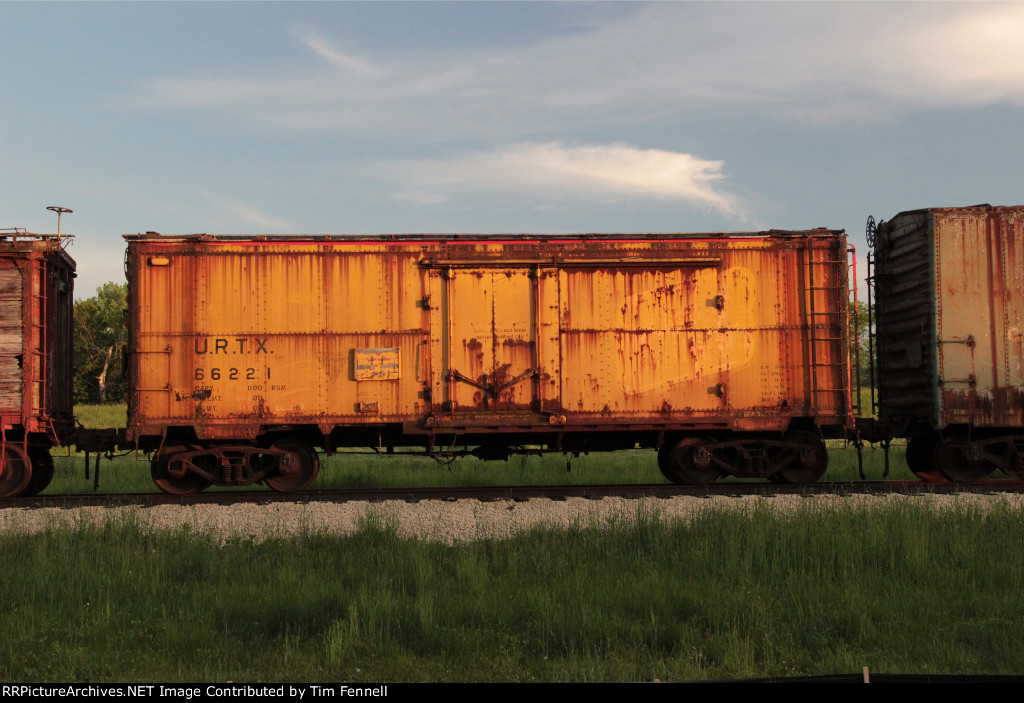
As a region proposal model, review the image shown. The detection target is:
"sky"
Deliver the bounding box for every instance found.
[3,1,1023,298]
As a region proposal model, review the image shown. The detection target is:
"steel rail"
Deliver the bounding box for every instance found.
[3,479,1023,510]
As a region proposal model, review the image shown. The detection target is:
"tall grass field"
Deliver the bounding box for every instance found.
[1,501,1022,681]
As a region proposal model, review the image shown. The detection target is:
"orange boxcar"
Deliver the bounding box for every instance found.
[0,232,75,497]
[124,230,852,493]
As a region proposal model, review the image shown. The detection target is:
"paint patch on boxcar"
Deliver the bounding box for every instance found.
[353,348,400,381]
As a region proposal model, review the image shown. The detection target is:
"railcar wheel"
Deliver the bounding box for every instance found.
[657,437,720,486]
[934,442,989,484]
[905,435,946,483]
[22,448,55,497]
[0,444,31,498]
[777,431,828,484]
[265,441,319,493]
[151,450,210,495]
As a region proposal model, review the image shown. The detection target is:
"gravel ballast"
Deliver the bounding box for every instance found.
[2,493,1023,543]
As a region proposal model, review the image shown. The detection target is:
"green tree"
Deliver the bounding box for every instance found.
[74,282,128,404]
[849,300,875,389]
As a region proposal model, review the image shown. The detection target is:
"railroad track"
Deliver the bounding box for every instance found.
[3,479,1024,510]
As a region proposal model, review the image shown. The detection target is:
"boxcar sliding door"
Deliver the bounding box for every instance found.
[428,264,560,422]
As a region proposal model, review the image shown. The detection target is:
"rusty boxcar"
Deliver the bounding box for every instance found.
[0,231,75,497]
[871,205,1024,482]
[124,230,852,494]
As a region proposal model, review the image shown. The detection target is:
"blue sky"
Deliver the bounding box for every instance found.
[3,2,1023,298]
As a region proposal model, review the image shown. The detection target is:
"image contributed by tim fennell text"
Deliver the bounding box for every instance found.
[1,685,390,700]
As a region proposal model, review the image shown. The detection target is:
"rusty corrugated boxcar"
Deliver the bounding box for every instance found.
[0,231,75,497]
[873,205,1024,482]
[124,230,851,493]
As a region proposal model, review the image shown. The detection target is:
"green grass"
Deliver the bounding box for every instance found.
[827,439,915,481]
[73,403,127,430]
[2,501,1023,681]
[52,405,914,494]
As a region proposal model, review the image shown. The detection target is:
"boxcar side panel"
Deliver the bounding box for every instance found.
[128,242,433,439]
[934,207,1024,429]
[556,238,849,429]
[127,232,851,444]
[559,262,723,416]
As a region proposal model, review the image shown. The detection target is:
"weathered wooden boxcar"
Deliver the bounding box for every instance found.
[872,205,1024,482]
[0,231,75,497]
[124,230,852,493]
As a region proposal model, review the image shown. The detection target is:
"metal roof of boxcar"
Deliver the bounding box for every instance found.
[0,231,76,265]
[885,204,1024,220]
[124,228,844,243]
[0,230,72,245]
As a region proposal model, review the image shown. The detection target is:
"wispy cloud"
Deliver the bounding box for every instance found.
[298,32,383,80]
[367,142,740,216]
[122,4,1024,136]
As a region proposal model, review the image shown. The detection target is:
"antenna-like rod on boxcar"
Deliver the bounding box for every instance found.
[46,206,73,237]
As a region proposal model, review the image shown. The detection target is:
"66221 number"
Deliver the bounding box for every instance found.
[194,367,271,381]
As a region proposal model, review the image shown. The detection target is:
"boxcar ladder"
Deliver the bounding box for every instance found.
[805,237,848,417]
